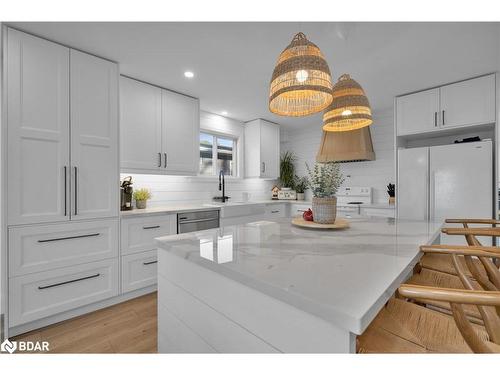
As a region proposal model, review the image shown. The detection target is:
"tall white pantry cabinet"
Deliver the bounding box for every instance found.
[4,28,120,334]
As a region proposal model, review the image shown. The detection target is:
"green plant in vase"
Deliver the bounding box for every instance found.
[387,183,395,205]
[279,151,296,190]
[133,188,152,209]
[294,175,309,201]
[305,162,344,223]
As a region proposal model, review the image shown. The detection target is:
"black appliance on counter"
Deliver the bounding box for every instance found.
[120,176,133,211]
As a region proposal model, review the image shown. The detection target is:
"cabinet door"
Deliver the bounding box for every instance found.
[396,89,439,135]
[120,77,163,173]
[7,29,70,225]
[70,50,119,220]
[440,75,495,128]
[162,90,200,175]
[397,147,429,220]
[260,121,280,179]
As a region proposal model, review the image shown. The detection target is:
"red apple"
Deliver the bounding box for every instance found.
[303,208,313,221]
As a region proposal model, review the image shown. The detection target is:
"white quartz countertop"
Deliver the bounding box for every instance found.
[156,217,442,334]
[120,200,395,218]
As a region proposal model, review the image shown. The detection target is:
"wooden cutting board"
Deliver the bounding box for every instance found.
[291,217,350,230]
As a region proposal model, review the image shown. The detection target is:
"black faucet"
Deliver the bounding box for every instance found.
[213,170,230,203]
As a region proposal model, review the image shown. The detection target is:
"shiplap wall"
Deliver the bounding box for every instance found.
[121,111,275,206]
[281,109,395,203]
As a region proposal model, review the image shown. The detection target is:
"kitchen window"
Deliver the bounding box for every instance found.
[199,132,237,177]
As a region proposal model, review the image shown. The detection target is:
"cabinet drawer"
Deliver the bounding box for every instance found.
[9,258,119,326]
[121,250,158,293]
[362,208,395,218]
[9,219,118,277]
[121,214,176,255]
[265,204,286,218]
[289,204,311,217]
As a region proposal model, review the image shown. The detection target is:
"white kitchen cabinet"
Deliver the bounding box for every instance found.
[289,203,311,217]
[396,88,439,136]
[6,28,119,225]
[9,219,119,277]
[119,76,200,175]
[120,214,177,255]
[121,250,158,293]
[265,203,287,219]
[120,76,163,172]
[244,119,280,179]
[7,28,70,225]
[360,207,395,218]
[9,258,119,326]
[70,50,119,220]
[162,89,200,175]
[396,75,496,136]
[440,75,495,128]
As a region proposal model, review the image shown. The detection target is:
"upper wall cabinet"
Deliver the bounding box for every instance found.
[244,119,280,179]
[120,76,200,175]
[396,88,439,135]
[396,74,496,136]
[439,75,496,129]
[6,28,119,225]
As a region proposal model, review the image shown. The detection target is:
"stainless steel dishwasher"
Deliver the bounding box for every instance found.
[177,210,220,234]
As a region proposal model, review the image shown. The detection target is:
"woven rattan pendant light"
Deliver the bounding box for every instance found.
[269,32,333,117]
[322,74,372,132]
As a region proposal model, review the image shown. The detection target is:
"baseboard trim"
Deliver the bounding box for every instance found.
[9,285,157,338]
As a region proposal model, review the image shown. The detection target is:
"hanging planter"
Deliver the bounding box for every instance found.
[323,74,372,132]
[269,32,333,117]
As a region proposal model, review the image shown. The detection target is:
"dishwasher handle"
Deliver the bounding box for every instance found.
[178,217,219,224]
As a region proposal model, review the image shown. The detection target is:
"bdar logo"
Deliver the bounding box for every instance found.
[1,339,17,354]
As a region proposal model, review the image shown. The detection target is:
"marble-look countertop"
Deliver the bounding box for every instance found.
[156,217,442,334]
[120,200,394,218]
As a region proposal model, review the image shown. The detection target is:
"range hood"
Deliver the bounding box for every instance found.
[316,126,375,163]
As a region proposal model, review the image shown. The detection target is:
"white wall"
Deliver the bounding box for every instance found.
[121,111,276,206]
[281,109,395,204]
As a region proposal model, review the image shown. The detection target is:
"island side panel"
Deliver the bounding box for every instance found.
[157,250,355,353]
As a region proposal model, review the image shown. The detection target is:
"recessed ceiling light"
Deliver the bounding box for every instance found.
[184,71,194,78]
[221,111,228,116]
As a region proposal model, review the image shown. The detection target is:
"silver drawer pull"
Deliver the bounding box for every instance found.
[38,233,100,243]
[38,273,100,290]
[143,260,158,266]
[271,210,280,213]
[143,225,160,230]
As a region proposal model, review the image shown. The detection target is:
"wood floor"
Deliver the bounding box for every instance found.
[13,292,158,353]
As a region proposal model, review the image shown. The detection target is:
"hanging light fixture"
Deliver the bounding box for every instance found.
[269,32,333,117]
[322,74,372,132]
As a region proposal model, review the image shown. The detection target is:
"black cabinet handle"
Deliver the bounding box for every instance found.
[143,225,160,230]
[74,166,78,215]
[143,260,158,266]
[442,110,445,125]
[38,233,100,243]
[158,152,161,167]
[164,153,167,168]
[434,112,437,127]
[38,273,100,290]
[64,166,67,216]
[271,210,280,213]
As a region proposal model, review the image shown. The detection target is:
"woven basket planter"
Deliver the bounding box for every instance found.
[312,196,337,224]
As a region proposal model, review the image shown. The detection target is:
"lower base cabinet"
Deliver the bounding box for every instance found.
[121,250,158,293]
[9,258,119,326]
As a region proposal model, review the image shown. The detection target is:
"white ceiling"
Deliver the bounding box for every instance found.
[8,22,500,128]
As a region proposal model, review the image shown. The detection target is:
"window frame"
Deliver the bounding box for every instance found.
[199,131,238,178]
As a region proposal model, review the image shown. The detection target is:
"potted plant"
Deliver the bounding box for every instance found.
[306,162,344,224]
[294,176,308,201]
[133,188,152,209]
[279,151,296,190]
[387,183,395,205]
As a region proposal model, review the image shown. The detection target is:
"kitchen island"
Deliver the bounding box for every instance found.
[155,217,442,353]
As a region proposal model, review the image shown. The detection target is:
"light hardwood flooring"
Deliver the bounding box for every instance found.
[13,292,158,353]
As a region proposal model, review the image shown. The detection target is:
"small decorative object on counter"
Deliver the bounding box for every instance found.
[133,188,152,209]
[387,183,395,205]
[271,185,280,200]
[278,189,297,200]
[294,176,308,201]
[302,208,313,221]
[120,176,133,211]
[306,162,344,224]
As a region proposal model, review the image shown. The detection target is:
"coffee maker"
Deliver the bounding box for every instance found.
[120,176,133,211]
